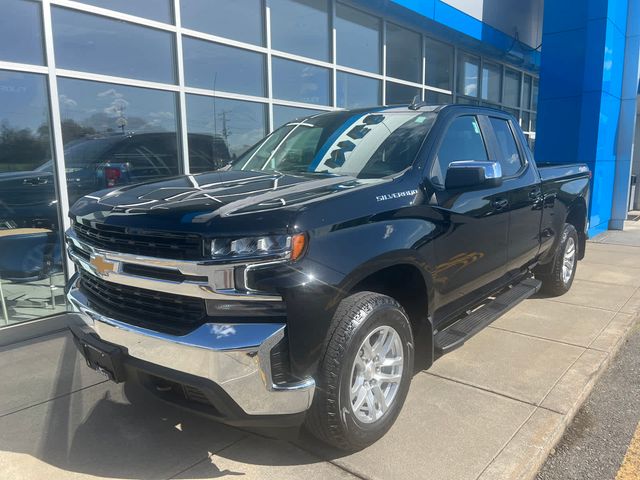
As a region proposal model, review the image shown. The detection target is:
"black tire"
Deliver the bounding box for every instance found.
[536,223,579,296]
[304,291,414,451]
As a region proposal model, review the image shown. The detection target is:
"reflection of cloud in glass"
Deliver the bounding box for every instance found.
[59,94,77,108]
[98,88,130,117]
[57,78,178,138]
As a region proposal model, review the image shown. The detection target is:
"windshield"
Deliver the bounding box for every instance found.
[232,110,436,179]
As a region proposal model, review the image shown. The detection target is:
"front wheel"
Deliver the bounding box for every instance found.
[536,223,579,296]
[304,291,414,451]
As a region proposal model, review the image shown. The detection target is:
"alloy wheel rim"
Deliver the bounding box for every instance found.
[562,237,576,284]
[349,325,404,424]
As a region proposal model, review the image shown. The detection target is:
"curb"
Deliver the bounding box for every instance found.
[509,311,639,480]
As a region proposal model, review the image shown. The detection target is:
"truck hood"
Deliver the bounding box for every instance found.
[70,170,380,234]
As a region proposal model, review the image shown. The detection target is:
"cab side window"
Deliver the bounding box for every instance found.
[431,116,488,186]
[489,117,523,177]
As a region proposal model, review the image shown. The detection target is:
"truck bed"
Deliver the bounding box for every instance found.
[537,162,590,182]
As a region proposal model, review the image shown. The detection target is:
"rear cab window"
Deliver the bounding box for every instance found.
[488,117,524,177]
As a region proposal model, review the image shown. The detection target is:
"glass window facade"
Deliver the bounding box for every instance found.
[186,95,266,173]
[81,0,174,23]
[52,7,176,84]
[425,38,453,90]
[335,4,381,73]
[386,23,421,83]
[270,0,329,61]
[183,37,265,97]
[273,105,324,129]
[337,72,380,108]
[57,78,180,205]
[0,0,45,65]
[180,0,264,46]
[386,82,420,105]
[0,0,539,329]
[0,71,65,325]
[272,58,331,106]
[503,69,521,107]
[523,75,532,110]
[425,90,452,104]
[457,53,479,97]
[481,62,502,103]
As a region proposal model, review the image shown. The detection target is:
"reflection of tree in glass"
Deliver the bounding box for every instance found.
[0,123,51,172]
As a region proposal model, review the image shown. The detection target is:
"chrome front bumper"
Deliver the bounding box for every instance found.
[67,278,315,416]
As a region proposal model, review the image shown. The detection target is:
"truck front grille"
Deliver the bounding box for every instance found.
[79,271,208,335]
[72,220,203,260]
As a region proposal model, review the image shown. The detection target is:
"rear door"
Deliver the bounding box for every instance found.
[427,113,510,310]
[484,114,543,275]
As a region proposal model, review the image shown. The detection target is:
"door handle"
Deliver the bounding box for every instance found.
[528,189,542,200]
[492,198,509,211]
[23,177,48,186]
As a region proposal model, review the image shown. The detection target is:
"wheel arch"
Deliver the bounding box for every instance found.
[340,253,435,370]
[566,197,587,260]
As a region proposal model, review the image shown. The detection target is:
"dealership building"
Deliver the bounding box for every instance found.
[0,0,639,332]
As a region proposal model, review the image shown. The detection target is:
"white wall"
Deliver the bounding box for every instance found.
[443,0,544,48]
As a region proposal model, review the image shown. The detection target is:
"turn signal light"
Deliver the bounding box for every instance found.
[291,233,307,261]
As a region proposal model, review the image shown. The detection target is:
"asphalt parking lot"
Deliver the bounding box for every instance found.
[1,222,639,480]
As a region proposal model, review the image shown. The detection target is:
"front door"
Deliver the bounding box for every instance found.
[426,114,511,317]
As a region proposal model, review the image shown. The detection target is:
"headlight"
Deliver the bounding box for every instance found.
[210,233,306,261]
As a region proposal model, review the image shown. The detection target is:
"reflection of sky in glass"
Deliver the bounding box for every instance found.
[0,0,44,65]
[270,0,329,61]
[273,105,323,129]
[81,0,173,23]
[335,3,380,73]
[186,94,266,158]
[181,0,264,46]
[0,71,50,132]
[183,37,265,97]
[458,56,479,97]
[464,62,478,97]
[57,78,177,138]
[52,7,176,84]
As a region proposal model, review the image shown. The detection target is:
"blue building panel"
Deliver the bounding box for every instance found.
[536,0,637,236]
[387,0,638,235]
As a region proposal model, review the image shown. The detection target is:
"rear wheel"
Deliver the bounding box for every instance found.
[537,223,578,296]
[304,291,414,451]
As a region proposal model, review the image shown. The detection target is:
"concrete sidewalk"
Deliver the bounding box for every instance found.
[1,224,639,480]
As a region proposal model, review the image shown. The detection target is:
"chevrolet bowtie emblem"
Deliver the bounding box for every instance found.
[89,254,117,276]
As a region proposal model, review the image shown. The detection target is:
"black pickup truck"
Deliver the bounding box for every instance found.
[66,105,590,450]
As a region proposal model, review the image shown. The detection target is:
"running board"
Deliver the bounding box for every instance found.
[434,277,542,355]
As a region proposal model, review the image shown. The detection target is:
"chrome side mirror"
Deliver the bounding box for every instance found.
[445,161,503,190]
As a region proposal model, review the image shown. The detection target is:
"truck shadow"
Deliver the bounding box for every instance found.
[0,364,347,479]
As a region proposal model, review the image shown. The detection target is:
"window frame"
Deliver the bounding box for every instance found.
[483,113,529,180]
[427,113,490,189]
